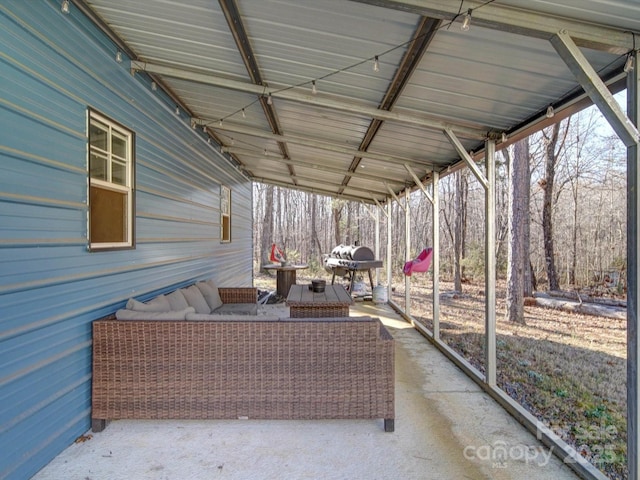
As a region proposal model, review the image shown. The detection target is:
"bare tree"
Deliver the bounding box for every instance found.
[453,170,468,292]
[506,138,531,324]
[260,184,275,272]
[309,194,323,264]
[332,199,345,246]
[541,120,570,291]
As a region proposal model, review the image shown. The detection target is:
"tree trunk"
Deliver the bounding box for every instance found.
[506,138,530,324]
[453,170,465,292]
[332,201,343,246]
[310,194,323,264]
[260,185,274,273]
[542,123,561,291]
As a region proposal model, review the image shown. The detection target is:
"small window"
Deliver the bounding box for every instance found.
[88,109,135,250]
[221,185,231,242]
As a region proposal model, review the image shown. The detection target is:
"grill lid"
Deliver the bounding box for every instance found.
[329,245,375,261]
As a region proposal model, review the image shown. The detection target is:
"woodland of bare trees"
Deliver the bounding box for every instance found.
[253,107,627,302]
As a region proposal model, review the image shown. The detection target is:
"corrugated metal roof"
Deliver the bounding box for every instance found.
[80,0,636,203]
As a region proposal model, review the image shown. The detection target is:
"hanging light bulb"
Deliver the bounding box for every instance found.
[207,137,211,144]
[461,9,472,31]
[61,0,70,14]
[242,108,246,119]
[546,105,555,118]
[151,81,157,91]
[501,132,507,143]
[373,56,380,72]
[219,119,223,126]
[175,106,180,115]
[115,51,122,63]
[624,53,635,73]
[311,80,317,95]
[267,93,273,105]
[202,125,207,133]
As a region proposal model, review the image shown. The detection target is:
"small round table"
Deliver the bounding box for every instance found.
[263,263,309,297]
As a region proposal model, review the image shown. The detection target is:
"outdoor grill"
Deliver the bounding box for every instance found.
[323,244,383,294]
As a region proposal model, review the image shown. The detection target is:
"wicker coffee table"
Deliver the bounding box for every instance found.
[286,284,353,317]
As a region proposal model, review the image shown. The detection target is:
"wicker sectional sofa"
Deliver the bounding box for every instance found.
[91,316,395,432]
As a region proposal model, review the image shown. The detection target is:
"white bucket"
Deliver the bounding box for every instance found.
[372,285,387,304]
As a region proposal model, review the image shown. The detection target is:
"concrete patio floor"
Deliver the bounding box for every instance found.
[32,302,580,480]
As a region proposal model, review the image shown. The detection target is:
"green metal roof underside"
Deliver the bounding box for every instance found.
[77,0,638,203]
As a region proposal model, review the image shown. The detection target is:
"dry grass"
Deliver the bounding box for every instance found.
[396,278,627,480]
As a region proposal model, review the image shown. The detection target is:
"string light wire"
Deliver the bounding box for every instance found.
[201,0,499,129]
[202,0,632,135]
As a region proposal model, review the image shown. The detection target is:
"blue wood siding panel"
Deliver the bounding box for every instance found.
[0,2,253,479]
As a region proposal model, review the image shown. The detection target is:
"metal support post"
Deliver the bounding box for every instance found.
[405,189,411,317]
[485,139,497,387]
[375,207,380,286]
[627,49,639,480]
[387,201,393,301]
[432,170,440,340]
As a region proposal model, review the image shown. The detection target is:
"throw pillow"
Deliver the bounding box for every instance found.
[181,285,211,314]
[166,289,189,311]
[126,295,171,312]
[196,281,223,311]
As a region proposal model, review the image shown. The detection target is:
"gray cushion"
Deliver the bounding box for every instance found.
[196,281,223,311]
[181,285,211,314]
[115,306,195,320]
[212,303,258,316]
[166,289,189,311]
[126,295,171,312]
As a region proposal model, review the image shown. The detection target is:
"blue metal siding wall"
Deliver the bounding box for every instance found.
[0,2,253,479]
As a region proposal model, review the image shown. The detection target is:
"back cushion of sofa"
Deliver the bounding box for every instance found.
[126,294,171,312]
[167,289,189,311]
[181,285,211,314]
[196,281,223,311]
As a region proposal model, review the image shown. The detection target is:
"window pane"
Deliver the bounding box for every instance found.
[90,153,107,180]
[90,185,127,243]
[112,133,127,158]
[221,186,230,214]
[90,121,108,152]
[222,215,230,242]
[112,160,126,186]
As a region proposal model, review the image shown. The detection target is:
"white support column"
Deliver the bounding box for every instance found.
[360,201,381,286]
[627,49,639,480]
[432,170,440,340]
[405,189,411,317]
[405,164,440,336]
[375,206,380,285]
[387,201,393,301]
[485,139,497,387]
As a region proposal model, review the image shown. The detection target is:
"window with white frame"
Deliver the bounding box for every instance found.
[221,185,231,242]
[88,109,135,250]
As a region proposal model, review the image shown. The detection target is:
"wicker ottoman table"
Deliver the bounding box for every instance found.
[286,284,353,317]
